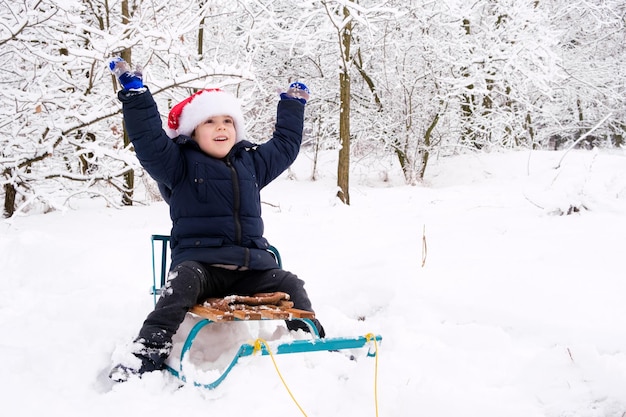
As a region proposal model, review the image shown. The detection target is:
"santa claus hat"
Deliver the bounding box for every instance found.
[165,88,246,141]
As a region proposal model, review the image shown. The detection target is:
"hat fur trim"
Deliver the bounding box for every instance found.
[166,89,246,141]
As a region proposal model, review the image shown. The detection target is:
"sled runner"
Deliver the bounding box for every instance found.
[150,234,382,390]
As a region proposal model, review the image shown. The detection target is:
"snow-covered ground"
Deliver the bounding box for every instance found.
[2,149,626,417]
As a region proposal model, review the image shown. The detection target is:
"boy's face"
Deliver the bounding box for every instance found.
[193,115,237,158]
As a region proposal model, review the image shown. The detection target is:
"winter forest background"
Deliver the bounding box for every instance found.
[1,0,625,217]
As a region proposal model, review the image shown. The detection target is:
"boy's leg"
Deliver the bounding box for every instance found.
[232,269,326,337]
[111,261,211,380]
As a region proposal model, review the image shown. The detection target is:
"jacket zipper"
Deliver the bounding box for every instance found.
[225,158,243,245]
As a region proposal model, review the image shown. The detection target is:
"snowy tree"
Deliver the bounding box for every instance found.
[346,1,453,184]
[0,0,139,217]
[541,0,626,149]
[443,0,565,150]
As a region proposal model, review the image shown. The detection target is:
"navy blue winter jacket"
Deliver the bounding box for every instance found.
[118,89,304,270]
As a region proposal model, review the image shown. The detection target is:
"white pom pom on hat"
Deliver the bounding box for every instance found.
[165,88,246,141]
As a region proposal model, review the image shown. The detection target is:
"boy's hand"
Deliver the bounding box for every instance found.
[108,57,144,91]
[281,82,310,104]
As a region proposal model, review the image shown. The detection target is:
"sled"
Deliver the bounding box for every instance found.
[150,234,382,390]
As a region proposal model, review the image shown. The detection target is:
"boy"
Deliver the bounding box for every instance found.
[108,58,324,382]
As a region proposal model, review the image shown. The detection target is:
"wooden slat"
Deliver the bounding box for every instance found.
[232,310,262,320]
[260,309,290,319]
[286,308,316,319]
[190,305,234,322]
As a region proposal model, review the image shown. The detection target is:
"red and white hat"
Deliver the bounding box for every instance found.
[165,88,246,141]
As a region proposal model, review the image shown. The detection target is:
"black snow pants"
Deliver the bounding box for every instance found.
[133,261,324,373]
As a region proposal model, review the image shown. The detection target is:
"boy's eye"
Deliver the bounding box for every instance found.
[204,117,233,124]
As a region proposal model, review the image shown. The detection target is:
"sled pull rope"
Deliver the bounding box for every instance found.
[253,338,308,417]
[365,332,380,417]
[253,334,381,417]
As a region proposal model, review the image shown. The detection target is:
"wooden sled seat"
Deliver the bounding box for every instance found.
[190,291,316,322]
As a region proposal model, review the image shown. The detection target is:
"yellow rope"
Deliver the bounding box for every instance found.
[365,333,380,417]
[253,338,309,417]
[253,335,381,417]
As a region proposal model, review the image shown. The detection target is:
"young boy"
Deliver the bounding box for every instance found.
[108,58,324,382]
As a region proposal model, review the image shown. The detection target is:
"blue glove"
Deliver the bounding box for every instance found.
[108,57,144,91]
[281,82,310,104]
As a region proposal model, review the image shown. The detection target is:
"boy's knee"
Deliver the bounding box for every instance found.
[281,272,305,290]
[163,261,206,297]
[169,261,207,284]
[279,273,314,312]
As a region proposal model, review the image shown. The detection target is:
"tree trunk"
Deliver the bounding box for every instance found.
[336,5,351,205]
[337,72,351,205]
[120,0,134,206]
[311,115,322,181]
[121,126,134,206]
[198,0,206,56]
[3,181,16,218]
[419,113,439,181]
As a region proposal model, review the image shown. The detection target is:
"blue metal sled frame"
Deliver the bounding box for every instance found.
[150,234,382,390]
[164,317,382,390]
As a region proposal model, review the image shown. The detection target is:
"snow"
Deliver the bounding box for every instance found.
[2,149,626,416]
